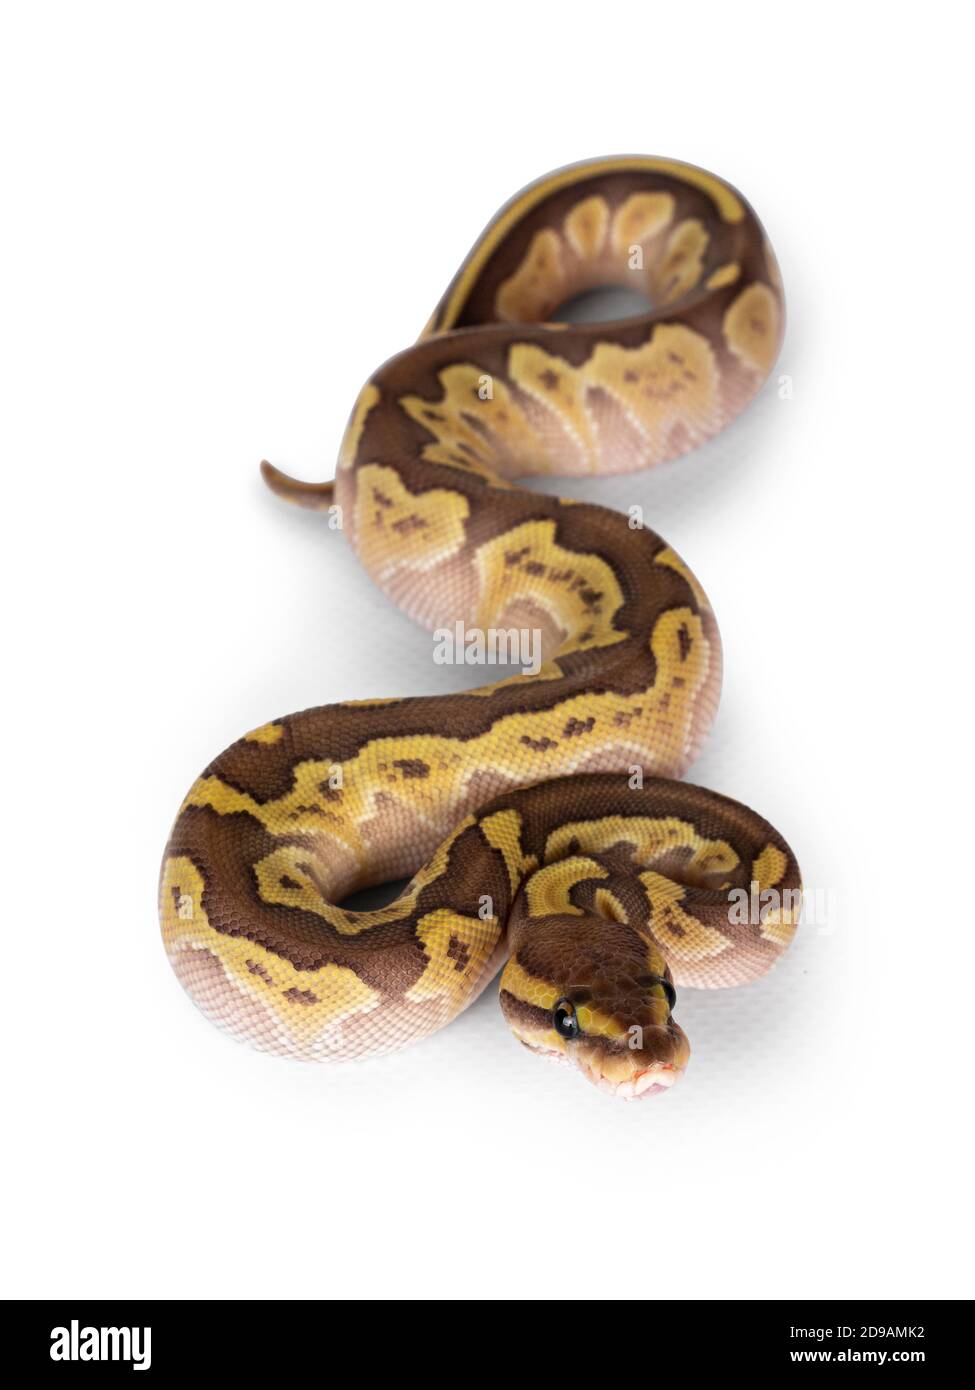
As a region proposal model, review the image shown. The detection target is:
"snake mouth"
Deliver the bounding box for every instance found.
[580,1059,684,1101]
[518,1039,685,1099]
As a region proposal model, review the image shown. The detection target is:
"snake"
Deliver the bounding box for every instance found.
[159,155,801,1100]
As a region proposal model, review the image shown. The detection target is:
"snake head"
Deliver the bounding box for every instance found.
[498,915,690,1100]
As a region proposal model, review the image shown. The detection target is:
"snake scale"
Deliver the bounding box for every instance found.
[160,156,801,1099]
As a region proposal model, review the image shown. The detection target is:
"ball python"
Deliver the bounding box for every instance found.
[160,155,801,1100]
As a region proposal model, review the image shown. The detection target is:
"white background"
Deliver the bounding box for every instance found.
[2,2,972,1301]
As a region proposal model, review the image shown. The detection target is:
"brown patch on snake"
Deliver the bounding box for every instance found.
[563,717,595,738]
[499,989,550,1034]
[392,758,430,779]
[520,735,559,753]
[446,936,471,972]
[283,987,319,1006]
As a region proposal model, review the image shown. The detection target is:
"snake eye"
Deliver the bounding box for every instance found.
[660,979,677,1012]
[553,998,580,1040]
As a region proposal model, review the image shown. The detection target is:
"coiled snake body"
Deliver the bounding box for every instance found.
[160,156,800,1099]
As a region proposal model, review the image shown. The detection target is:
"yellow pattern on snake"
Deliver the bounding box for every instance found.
[160,156,799,1099]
